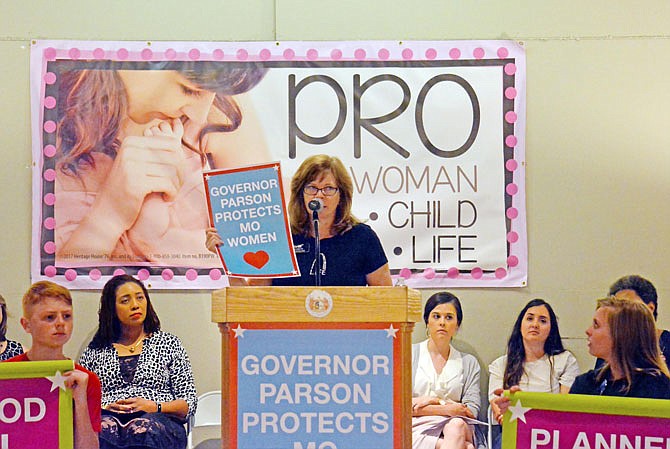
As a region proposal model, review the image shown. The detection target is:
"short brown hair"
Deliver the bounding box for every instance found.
[22,281,73,317]
[288,154,360,236]
[608,274,658,319]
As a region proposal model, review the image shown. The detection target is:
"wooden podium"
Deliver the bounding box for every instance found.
[211,286,421,449]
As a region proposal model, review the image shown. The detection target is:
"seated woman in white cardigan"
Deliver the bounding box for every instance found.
[412,292,481,449]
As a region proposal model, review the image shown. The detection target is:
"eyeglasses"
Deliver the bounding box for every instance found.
[303,185,339,197]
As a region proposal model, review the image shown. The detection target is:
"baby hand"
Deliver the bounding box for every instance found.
[127,120,186,259]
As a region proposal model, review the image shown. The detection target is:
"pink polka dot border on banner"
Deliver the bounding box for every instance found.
[32,39,525,289]
[34,40,523,65]
[140,48,153,60]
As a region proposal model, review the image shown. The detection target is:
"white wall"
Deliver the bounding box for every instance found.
[1,0,669,425]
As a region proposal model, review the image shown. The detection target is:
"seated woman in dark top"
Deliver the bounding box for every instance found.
[570,296,670,397]
[207,154,392,287]
[80,275,197,449]
[490,296,670,422]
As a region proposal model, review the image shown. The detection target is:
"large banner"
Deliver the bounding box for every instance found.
[30,40,527,289]
[0,360,75,449]
[501,392,670,449]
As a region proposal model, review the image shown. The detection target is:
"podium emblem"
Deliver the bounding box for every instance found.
[305,289,333,318]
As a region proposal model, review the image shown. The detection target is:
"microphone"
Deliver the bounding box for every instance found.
[308,198,323,286]
[308,198,323,213]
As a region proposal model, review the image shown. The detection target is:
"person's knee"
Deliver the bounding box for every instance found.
[443,418,468,437]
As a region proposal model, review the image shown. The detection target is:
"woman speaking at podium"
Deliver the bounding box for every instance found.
[206,154,392,286]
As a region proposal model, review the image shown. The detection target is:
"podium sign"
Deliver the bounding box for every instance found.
[213,286,421,449]
[233,324,397,449]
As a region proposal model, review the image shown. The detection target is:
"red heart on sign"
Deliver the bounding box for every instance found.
[243,251,270,269]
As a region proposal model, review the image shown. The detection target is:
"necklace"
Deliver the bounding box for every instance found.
[116,334,145,353]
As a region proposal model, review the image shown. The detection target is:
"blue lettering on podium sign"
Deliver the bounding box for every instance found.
[237,329,394,449]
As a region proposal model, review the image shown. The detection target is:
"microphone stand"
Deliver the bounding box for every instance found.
[312,209,321,287]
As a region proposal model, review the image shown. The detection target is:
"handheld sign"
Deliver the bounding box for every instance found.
[501,392,670,449]
[204,162,299,278]
[0,360,75,449]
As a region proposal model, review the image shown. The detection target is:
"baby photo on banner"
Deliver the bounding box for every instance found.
[30,40,526,289]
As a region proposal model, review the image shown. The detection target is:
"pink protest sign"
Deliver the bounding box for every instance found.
[0,360,74,449]
[501,392,670,449]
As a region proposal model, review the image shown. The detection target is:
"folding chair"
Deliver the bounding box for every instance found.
[187,390,222,449]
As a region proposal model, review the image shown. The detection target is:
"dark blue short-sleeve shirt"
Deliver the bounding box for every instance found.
[272,223,388,287]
